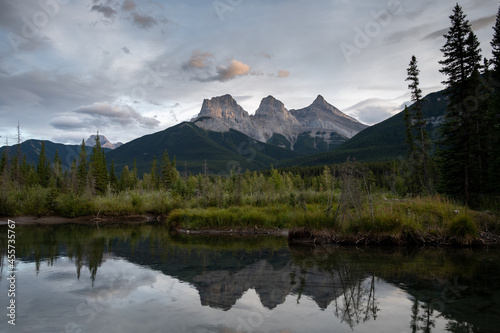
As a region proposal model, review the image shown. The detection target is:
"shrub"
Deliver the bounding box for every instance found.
[0,189,18,216]
[22,185,51,217]
[56,193,95,217]
[448,215,478,237]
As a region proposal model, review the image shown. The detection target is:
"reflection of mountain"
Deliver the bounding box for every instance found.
[108,239,355,312]
[2,225,499,332]
[191,259,348,311]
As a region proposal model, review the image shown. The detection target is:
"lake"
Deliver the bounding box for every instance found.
[1,223,499,333]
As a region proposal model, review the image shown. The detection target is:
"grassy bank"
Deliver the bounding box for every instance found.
[167,194,499,246]
[2,165,499,245]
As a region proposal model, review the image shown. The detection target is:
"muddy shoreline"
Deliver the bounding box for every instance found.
[0,214,161,226]
[2,215,499,247]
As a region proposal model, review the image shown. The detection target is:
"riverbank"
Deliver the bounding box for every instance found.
[0,214,160,226]
[2,192,499,247]
[2,216,499,247]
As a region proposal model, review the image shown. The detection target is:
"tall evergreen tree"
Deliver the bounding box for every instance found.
[160,149,179,189]
[0,150,7,176]
[406,56,431,192]
[89,133,108,194]
[77,139,88,192]
[492,5,500,82]
[489,6,500,193]
[437,4,483,204]
[53,150,63,189]
[69,158,77,193]
[150,156,158,190]
[109,160,118,190]
[36,141,50,187]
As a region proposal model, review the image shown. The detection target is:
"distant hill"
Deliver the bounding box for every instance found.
[106,122,305,176]
[0,140,106,170]
[277,90,448,167]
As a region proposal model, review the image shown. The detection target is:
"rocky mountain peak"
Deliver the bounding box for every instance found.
[192,93,368,147]
[313,95,326,106]
[255,96,290,117]
[85,135,123,150]
[197,94,249,120]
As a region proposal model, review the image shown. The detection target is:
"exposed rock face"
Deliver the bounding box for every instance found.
[193,95,262,140]
[290,95,367,139]
[192,94,368,151]
[85,135,123,150]
[251,96,301,142]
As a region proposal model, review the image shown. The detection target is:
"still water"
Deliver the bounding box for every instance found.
[0,223,499,333]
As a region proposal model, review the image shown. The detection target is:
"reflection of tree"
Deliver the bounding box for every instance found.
[333,263,379,330]
[419,302,436,333]
[409,299,437,333]
[86,238,106,286]
[445,321,475,332]
[411,298,419,333]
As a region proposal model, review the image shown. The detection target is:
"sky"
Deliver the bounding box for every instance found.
[0,0,497,145]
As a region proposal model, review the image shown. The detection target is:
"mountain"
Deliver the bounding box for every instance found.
[85,135,123,150]
[192,94,368,154]
[0,140,104,170]
[277,90,448,167]
[290,95,367,139]
[106,122,304,176]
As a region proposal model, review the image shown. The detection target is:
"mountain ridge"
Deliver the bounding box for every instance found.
[192,94,368,152]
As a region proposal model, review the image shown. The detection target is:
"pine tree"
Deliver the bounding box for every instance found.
[489,6,500,193]
[0,150,7,176]
[131,158,138,189]
[89,133,108,195]
[437,4,483,204]
[77,140,88,192]
[69,158,77,193]
[37,141,50,187]
[406,56,432,192]
[492,5,500,82]
[109,160,118,190]
[53,149,63,189]
[119,165,132,191]
[150,156,158,190]
[160,149,179,189]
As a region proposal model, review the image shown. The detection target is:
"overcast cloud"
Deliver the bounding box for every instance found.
[0,0,497,145]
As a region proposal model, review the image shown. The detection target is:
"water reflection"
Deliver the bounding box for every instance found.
[0,224,499,333]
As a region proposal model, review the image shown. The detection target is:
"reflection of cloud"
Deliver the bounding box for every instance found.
[88,271,157,300]
[345,98,401,125]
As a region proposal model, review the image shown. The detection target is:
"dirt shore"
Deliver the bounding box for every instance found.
[0,215,161,226]
[2,217,498,247]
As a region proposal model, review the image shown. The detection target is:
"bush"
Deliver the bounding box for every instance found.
[448,215,478,237]
[0,189,18,216]
[56,193,95,217]
[22,185,51,217]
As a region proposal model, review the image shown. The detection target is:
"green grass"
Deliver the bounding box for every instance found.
[167,194,498,243]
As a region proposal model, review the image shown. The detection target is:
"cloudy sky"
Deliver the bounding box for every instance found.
[0,0,497,145]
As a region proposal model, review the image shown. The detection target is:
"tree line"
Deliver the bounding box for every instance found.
[0,133,180,196]
[403,4,500,205]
